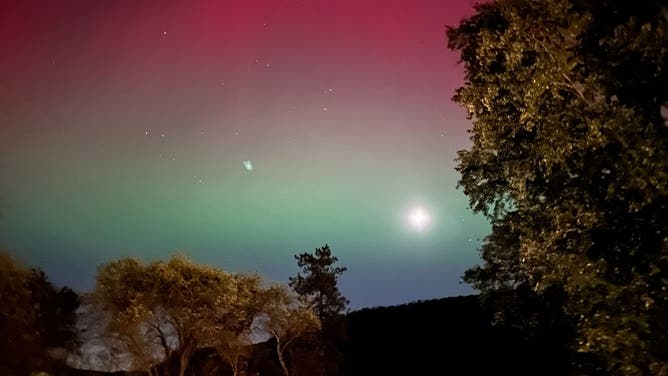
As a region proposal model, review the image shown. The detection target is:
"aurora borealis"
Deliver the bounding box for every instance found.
[0,0,489,308]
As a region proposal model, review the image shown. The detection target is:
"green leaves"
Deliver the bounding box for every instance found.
[448,0,668,373]
[95,256,252,371]
[94,255,320,375]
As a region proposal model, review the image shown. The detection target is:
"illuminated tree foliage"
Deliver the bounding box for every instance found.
[94,255,320,376]
[447,0,668,374]
[94,255,265,376]
[262,284,321,376]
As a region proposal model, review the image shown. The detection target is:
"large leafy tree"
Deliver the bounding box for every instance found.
[447,0,668,374]
[289,244,348,321]
[94,255,265,376]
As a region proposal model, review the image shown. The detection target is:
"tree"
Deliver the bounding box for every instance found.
[447,0,668,374]
[94,255,265,376]
[289,244,348,321]
[262,284,320,376]
[0,251,80,375]
[215,331,252,376]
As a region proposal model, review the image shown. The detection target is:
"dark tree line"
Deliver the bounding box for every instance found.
[0,251,80,376]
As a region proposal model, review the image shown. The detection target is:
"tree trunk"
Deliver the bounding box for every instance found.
[231,356,238,376]
[276,337,290,376]
[178,350,189,376]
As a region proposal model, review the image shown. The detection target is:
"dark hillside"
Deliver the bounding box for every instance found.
[343,295,571,375]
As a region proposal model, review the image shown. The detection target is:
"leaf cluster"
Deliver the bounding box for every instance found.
[93,254,319,375]
[448,0,668,373]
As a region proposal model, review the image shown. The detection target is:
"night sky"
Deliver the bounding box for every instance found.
[0,0,489,308]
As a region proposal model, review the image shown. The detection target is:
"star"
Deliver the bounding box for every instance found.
[162,31,167,36]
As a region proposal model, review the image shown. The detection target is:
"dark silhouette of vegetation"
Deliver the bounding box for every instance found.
[289,244,348,322]
[343,295,575,375]
[289,245,349,376]
[447,0,668,374]
[0,250,80,376]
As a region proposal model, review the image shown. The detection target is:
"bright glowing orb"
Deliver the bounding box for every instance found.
[408,207,431,232]
[242,160,254,171]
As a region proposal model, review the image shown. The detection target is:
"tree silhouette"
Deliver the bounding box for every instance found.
[0,251,80,375]
[448,0,668,374]
[289,244,348,322]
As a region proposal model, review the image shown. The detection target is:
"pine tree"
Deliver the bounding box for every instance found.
[289,244,349,321]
